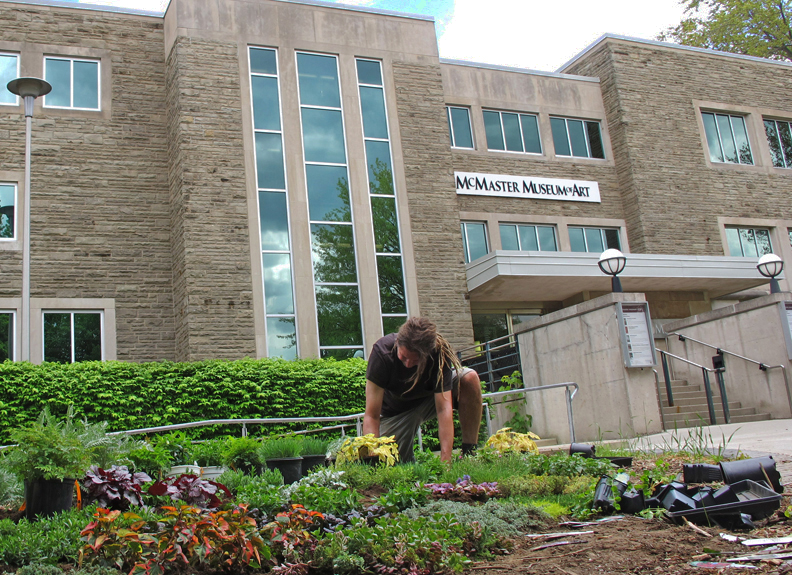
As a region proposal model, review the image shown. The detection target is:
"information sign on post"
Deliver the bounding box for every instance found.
[616,302,657,368]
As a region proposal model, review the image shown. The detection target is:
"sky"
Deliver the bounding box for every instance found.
[68,0,689,72]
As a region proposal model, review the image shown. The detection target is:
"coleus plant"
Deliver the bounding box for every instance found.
[148,473,232,509]
[81,465,152,510]
[423,475,499,501]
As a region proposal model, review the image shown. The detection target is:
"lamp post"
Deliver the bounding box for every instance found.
[757,253,784,294]
[598,248,627,293]
[7,77,51,362]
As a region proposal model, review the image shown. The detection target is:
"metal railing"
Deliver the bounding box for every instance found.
[480,382,579,444]
[669,332,792,416]
[657,349,729,425]
[457,334,521,391]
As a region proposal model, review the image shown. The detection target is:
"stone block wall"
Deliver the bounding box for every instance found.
[165,37,256,361]
[391,61,474,350]
[0,4,176,361]
[565,41,792,255]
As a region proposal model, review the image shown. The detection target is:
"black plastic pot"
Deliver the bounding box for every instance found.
[24,478,75,520]
[720,456,783,493]
[593,474,629,513]
[569,443,596,458]
[300,454,327,476]
[265,457,303,484]
[619,489,645,514]
[682,463,723,484]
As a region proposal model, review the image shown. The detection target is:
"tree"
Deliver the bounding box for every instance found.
[659,0,792,61]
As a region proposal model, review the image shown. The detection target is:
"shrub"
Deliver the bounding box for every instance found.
[223,436,263,473]
[126,441,172,478]
[186,437,226,466]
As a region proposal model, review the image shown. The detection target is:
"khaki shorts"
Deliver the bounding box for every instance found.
[379,367,474,463]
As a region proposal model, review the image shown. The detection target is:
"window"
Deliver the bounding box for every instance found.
[447,106,473,149]
[482,110,541,154]
[357,58,408,335]
[764,118,792,168]
[461,221,489,263]
[0,184,15,240]
[499,223,557,251]
[701,112,753,165]
[43,311,102,363]
[249,47,297,360]
[550,117,605,159]
[0,312,13,361]
[44,56,99,110]
[0,53,19,105]
[569,226,620,253]
[298,52,363,359]
[726,227,772,257]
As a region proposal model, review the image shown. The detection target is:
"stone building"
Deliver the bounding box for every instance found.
[0,0,789,364]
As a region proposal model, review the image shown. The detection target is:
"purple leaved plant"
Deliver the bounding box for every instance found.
[148,473,232,509]
[423,475,499,501]
[81,465,152,510]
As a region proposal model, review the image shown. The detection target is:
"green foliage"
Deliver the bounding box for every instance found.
[633,457,677,497]
[152,431,192,466]
[126,442,172,478]
[290,485,361,515]
[659,0,792,61]
[376,483,429,512]
[185,437,226,467]
[223,436,263,473]
[0,459,22,506]
[0,358,367,444]
[440,452,531,484]
[523,453,615,478]
[12,564,62,575]
[233,474,287,516]
[0,505,96,566]
[497,475,594,497]
[301,436,331,456]
[404,499,549,537]
[259,435,303,460]
[495,372,532,433]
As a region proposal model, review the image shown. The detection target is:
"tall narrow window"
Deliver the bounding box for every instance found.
[0,53,19,105]
[0,312,13,361]
[726,227,772,257]
[447,106,474,149]
[44,57,100,110]
[483,110,542,154]
[43,311,102,363]
[550,117,605,159]
[357,59,408,336]
[461,221,489,263]
[250,47,297,360]
[702,112,753,165]
[0,184,16,240]
[569,227,620,253]
[298,52,363,359]
[764,118,792,168]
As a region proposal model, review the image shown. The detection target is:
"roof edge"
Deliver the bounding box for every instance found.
[264,0,435,22]
[557,33,792,73]
[0,0,164,16]
[439,58,599,83]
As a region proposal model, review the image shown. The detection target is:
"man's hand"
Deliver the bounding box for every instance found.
[363,380,384,437]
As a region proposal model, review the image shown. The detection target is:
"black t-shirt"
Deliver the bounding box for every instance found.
[366,333,453,417]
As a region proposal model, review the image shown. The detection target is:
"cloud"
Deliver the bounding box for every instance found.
[439,0,687,72]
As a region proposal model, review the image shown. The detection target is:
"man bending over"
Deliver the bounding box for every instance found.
[363,317,483,463]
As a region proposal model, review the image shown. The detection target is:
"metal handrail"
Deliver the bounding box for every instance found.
[658,350,727,425]
[652,369,668,431]
[669,331,792,415]
[457,334,521,391]
[481,382,579,443]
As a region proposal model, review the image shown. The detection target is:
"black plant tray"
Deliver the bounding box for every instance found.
[667,479,782,525]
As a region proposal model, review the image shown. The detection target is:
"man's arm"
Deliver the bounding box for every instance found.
[434,389,454,463]
[363,380,384,437]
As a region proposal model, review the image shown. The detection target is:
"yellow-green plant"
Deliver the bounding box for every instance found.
[485,427,540,455]
[336,434,399,466]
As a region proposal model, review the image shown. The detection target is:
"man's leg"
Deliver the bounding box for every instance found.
[456,368,483,451]
[379,398,437,463]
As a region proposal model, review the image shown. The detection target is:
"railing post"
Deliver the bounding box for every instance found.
[484,402,492,437]
[485,342,494,390]
[661,352,674,407]
[702,368,717,425]
[242,423,247,437]
[565,386,576,443]
[712,353,730,424]
[417,425,423,451]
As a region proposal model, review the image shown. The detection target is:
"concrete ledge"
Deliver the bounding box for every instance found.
[664,293,792,332]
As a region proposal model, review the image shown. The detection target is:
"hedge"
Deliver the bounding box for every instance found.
[0,358,367,443]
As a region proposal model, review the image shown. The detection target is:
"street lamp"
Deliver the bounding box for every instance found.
[757,253,784,294]
[598,248,627,293]
[7,77,51,362]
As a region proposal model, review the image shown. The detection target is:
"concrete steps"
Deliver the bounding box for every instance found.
[659,379,772,428]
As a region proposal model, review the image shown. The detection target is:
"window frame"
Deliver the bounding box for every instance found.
[461,221,489,263]
[568,226,621,253]
[43,55,101,111]
[499,223,557,251]
[41,309,104,363]
[701,111,754,165]
[0,52,19,106]
[482,109,542,155]
[764,117,792,169]
[0,310,15,362]
[447,105,474,149]
[550,116,606,159]
[0,182,17,242]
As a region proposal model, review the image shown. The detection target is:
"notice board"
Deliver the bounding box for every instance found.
[617,302,657,368]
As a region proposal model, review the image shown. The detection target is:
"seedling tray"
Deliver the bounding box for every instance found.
[667,479,781,525]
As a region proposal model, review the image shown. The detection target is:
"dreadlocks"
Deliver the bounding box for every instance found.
[396,317,462,395]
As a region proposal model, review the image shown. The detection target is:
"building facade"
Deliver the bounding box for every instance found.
[0,0,789,364]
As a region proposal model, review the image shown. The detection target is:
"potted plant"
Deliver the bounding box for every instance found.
[222,436,264,474]
[259,435,303,484]
[186,438,227,480]
[300,436,330,476]
[5,407,91,519]
[335,434,399,466]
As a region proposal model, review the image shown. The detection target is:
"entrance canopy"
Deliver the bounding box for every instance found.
[466,251,772,302]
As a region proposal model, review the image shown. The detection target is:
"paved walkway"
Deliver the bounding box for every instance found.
[543,419,792,487]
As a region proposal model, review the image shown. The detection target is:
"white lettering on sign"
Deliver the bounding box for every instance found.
[455,171,601,203]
